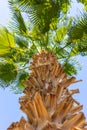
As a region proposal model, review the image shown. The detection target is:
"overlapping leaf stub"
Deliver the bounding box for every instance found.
[8,51,87,130]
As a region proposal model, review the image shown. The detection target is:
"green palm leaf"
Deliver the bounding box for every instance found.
[15,35,28,48]
[0,61,17,82]
[63,62,77,76]
[69,12,87,40]
[8,2,28,34]
[9,0,70,33]
[0,27,15,56]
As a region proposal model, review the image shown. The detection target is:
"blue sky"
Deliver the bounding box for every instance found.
[0,1,10,26]
[0,1,87,130]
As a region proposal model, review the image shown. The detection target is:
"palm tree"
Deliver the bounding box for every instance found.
[8,51,87,130]
[0,0,86,129]
[0,0,87,92]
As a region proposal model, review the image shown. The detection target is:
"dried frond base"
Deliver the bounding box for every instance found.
[7,51,87,130]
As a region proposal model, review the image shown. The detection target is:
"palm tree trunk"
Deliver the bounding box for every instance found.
[8,51,87,130]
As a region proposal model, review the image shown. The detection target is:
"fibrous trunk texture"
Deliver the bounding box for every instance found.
[8,51,87,130]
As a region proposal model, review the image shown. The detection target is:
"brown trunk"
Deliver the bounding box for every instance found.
[8,51,87,130]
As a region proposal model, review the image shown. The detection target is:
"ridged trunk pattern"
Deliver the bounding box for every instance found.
[8,51,87,130]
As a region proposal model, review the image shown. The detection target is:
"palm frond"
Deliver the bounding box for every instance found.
[63,62,77,76]
[0,61,17,82]
[69,12,87,40]
[0,27,15,56]
[10,0,70,33]
[8,2,28,34]
[78,39,87,54]
[15,35,29,48]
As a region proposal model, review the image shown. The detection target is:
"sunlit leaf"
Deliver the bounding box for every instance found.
[0,27,15,56]
[70,44,79,56]
[61,2,70,13]
[55,19,72,41]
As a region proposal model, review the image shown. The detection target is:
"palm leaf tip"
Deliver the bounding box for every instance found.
[8,4,28,34]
